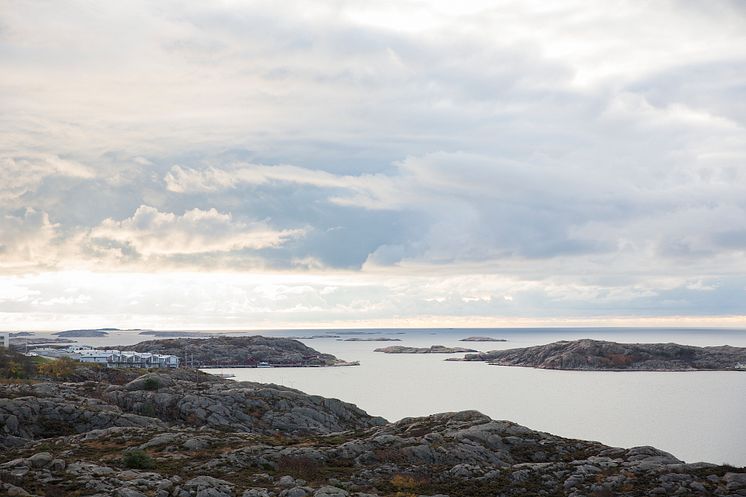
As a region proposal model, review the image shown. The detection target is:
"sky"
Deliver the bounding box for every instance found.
[1,0,745,330]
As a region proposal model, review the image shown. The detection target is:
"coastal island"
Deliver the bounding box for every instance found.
[54,328,114,337]
[138,331,223,338]
[119,336,356,367]
[459,336,508,342]
[9,337,75,349]
[461,339,746,371]
[341,337,402,342]
[1,351,744,497]
[375,345,478,354]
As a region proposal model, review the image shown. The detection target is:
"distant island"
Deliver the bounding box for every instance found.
[460,339,746,371]
[335,330,405,335]
[10,337,75,348]
[342,337,402,342]
[375,345,478,354]
[459,336,508,342]
[119,336,356,367]
[138,331,223,338]
[9,332,34,337]
[285,335,341,339]
[54,329,114,337]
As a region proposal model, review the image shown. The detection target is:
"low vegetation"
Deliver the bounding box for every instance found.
[0,348,38,379]
[122,449,154,469]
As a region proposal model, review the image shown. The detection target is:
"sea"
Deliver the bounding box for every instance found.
[19,327,746,467]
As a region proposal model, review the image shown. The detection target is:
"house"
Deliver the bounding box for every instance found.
[0,333,8,348]
[32,346,180,369]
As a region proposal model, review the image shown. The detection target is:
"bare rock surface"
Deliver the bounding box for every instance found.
[1,366,744,496]
[462,338,746,370]
[119,336,346,367]
[0,369,384,446]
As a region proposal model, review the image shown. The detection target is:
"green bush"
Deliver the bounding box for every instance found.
[142,377,160,391]
[122,449,154,469]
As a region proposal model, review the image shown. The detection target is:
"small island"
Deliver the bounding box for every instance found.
[461,339,746,371]
[342,337,402,342]
[375,345,478,354]
[138,331,223,338]
[10,337,75,348]
[459,336,507,342]
[285,335,341,339]
[54,329,114,337]
[119,336,356,367]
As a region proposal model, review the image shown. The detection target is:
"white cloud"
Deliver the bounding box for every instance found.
[0,154,94,202]
[0,209,59,271]
[1,1,745,325]
[90,205,304,256]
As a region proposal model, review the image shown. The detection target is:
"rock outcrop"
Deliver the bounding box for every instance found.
[1,365,744,496]
[0,369,385,447]
[120,336,346,367]
[462,339,746,370]
[2,403,744,496]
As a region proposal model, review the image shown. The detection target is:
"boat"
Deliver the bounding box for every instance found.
[257,361,272,368]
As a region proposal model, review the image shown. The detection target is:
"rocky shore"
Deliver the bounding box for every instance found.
[374,345,477,354]
[1,364,744,497]
[461,339,746,371]
[119,336,350,367]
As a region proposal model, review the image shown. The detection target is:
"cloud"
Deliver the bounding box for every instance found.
[0,208,59,271]
[89,205,304,257]
[0,1,745,325]
[0,154,95,203]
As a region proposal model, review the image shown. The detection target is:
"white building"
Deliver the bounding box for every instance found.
[33,346,179,368]
[0,333,8,348]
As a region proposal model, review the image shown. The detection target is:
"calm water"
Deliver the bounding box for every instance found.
[21,327,746,466]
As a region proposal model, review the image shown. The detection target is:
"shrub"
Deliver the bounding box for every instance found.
[36,357,78,379]
[0,348,35,379]
[391,474,419,489]
[143,377,160,391]
[122,449,154,469]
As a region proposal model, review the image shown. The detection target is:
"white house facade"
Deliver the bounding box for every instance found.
[33,346,179,369]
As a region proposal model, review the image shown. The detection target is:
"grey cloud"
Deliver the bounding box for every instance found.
[1,1,745,325]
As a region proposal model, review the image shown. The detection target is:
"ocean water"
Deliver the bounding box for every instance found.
[19,327,746,466]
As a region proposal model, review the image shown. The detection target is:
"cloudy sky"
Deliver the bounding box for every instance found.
[1,0,745,330]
